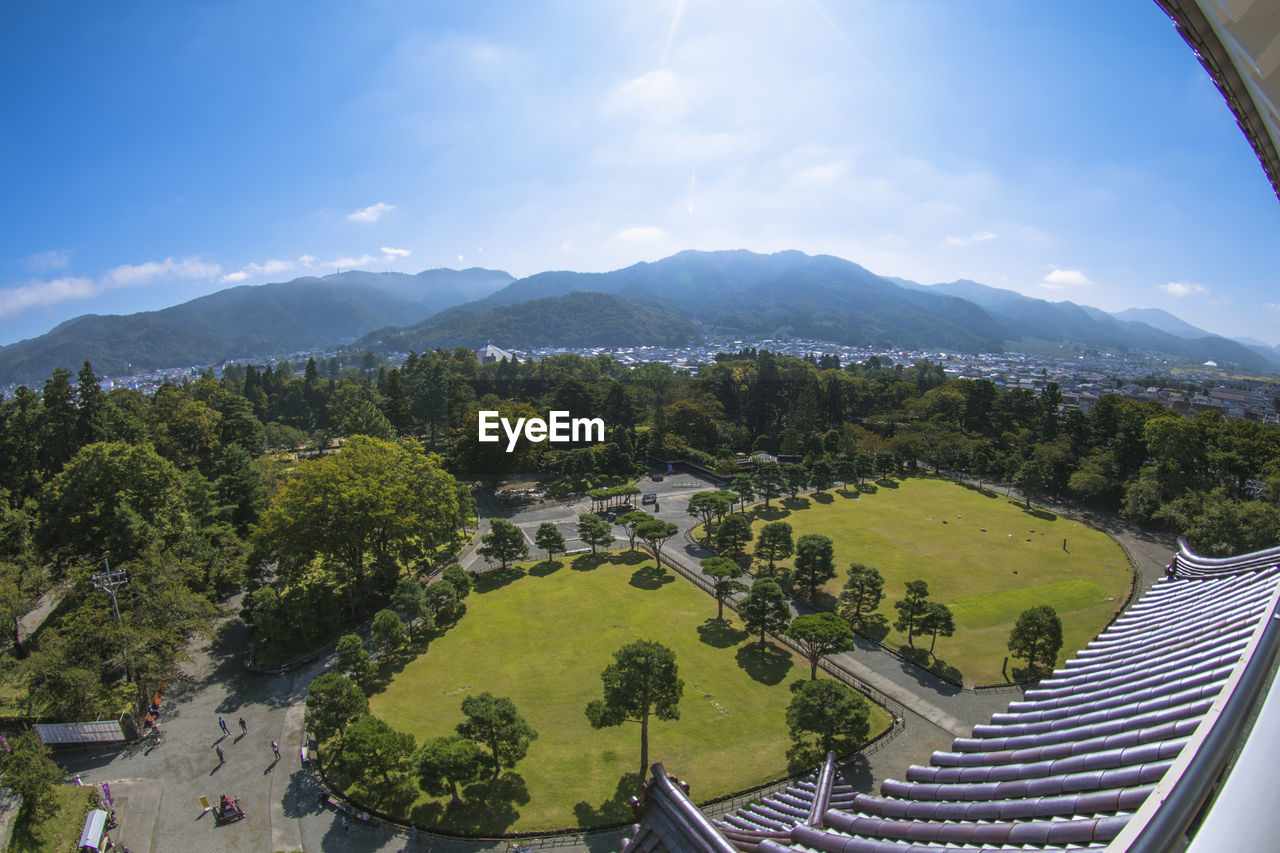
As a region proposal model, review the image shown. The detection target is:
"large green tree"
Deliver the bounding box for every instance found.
[838,563,885,627]
[577,513,616,554]
[304,671,368,742]
[340,715,416,795]
[740,579,791,644]
[456,692,539,778]
[636,519,679,570]
[754,521,794,579]
[700,556,746,620]
[534,522,566,563]
[893,580,931,647]
[414,735,485,804]
[786,612,856,680]
[1008,605,1063,674]
[479,519,528,570]
[252,436,460,614]
[714,513,753,555]
[585,640,683,790]
[0,730,63,821]
[792,534,836,603]
[785,679,871,755]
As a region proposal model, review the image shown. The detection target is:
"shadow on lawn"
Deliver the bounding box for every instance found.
[697,618,748,648]
[574,771,643,827]
[1022,506,1058,522]
[474,567,526,593]
[411,771,530,835]
[629,565,674,590]
[571,553,607,571]
[753,505,792,522]
[735,641,793,685]
[782,496,811,512]
[812,492,834,504]
[528,559,564,577]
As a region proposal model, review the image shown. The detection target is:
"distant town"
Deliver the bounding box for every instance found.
[54,334,1280,427]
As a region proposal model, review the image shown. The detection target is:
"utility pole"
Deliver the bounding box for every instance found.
[92,558,127,624]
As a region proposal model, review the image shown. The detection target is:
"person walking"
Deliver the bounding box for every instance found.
[271,741,280,760]
[215,745,224,764]
[218,717,229,736]
[238,717,247,733]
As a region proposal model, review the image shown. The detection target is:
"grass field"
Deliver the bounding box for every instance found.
[5,785,97,853]
[717,475,1132,685]
[358,551,890,834]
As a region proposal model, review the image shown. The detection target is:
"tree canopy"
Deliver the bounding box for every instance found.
[585,639,683,788]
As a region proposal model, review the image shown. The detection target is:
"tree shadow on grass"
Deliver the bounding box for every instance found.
[697,618,748,649]
[616,549,648,565]
[1010,664,1049,684]
[573,771,642,827]
[782,496,811,512]
[410,772,529,835]
[876,478,900,489]
[629,565,674,590]
[735,641,793,685]
[528,559,564,577]
[571,553,608,572]
[1023,507,1058,522]
[753,505,792,522]
[474,567,525,593]
[856,482,878,495]
[812,492,834,504]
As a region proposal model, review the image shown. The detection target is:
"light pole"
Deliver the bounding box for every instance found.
[91,558,127,624]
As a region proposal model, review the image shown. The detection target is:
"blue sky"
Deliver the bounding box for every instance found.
[3,1,1279,348]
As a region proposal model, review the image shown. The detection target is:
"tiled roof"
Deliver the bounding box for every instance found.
[623,538,1280,852]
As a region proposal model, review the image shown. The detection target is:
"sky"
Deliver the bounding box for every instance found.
[3,1,1280,348]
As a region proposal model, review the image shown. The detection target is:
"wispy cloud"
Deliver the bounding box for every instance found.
[1,256,220,320]
[1158,281,1208,297]
[1039,268,1091,290]
[347,202,395,223]
[24,250,71,273]
[381,246,412,259]
[616,226,667,241]
[220,256,308,284]
[944,230,997,247]
[326,254,377,269]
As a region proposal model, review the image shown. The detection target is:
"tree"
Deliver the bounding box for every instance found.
[1014,458,1048,509]
[617,510,651,551]
[479,518,528,570]
[714,513,753,554]
[740,579,791,644]
[304,671,368,742]
[442,563,473,599]
[534,522,566,563]
[0,730,62,820]
[786,612,857,680]
[753,462,784,508]
[782,463,809,498]
[585,640,683,788]
[700,556,746,620]
[371,609,405,657]
[414,735,486,804]
[1008,605,1063,674]
[457,692,539,778]
[918,601,955,656]
[792,534,836,603]
[808,459,835,493]
[423,579,459,624]
[391,577,430,635]
[786,679,871,755]
[754,521,794,578]
[336,634,371,685]
[893,580,931,647]
[341,715,416,793]
[687,492,731,541]
[730,473,755,511]
[836,459,859,492]
[838,564,885,627]
[635,519,679,570]
[577,513,616,554]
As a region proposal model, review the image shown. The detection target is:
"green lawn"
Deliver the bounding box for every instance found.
[5,785,97,853]
[717,475,1132,685]
[359,551,890,834]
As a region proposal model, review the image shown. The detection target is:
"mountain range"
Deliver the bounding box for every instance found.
[0,249,1276,386]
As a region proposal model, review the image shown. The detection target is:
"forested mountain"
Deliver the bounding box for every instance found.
[358,291,699,351]
[0,268,513,385]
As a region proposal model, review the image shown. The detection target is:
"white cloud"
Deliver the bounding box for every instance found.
[616,226,667,241]
[298,254,316,266]
[1158,281,1208,297]
[944,230,997,246]
[1039,268,1091,290]
[105,257,221,287]
[222,271,251,283]
[604,68,692,124]
[0,277,96,319]
[326,254,377,269]
[24,250,71,272]
[347,202,395,223]
[220,257,303,283]
[380,246,412,258]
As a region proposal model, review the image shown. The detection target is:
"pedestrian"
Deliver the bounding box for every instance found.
[218,717,229,736]
[215,745,224,764]
[271,741,280,760]
[342,815,349,833]
[238,717,247,733]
